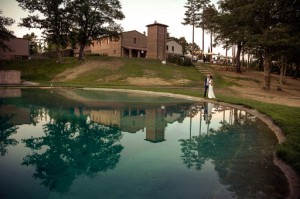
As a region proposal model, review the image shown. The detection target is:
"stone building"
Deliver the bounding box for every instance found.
[90,21,170,60]
[0,38,29,60]
[146,22,168,60]
[91,30,147,58]
[166,39,183,56]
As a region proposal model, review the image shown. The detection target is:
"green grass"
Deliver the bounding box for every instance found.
[224,75,260,84]
[54,57,203,87]
[0,57,78,83]
[1,56,300,174]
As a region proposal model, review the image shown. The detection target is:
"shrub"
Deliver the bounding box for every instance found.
[167,54,192,66]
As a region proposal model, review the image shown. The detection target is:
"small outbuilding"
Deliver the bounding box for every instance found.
[0,38,30,60]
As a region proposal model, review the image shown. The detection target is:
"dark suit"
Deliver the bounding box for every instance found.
[204,77,209,97]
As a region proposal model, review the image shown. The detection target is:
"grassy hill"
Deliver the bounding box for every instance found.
[0,56,202,87]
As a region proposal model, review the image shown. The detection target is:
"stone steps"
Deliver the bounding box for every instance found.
[195,65,211,75]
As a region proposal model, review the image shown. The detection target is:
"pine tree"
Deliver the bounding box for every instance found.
[182,0,210,60]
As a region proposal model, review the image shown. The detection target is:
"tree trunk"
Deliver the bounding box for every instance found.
[55,30,62,63]
[258,50,264,71]
[278,55,287,91]
[56,46,62,63]
[263,50,271,90]
[242,49,244,67]
[235,42,242,73]
[202,26,204,58]
[78,45,85,62]
[247,49,250,70]
[225,47,228,65]
[232,45,236,65]
[284,63,288,78]
[210,31,212,62]
[192,20,195,62]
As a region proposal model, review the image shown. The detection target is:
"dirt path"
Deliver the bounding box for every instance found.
[52,60,123,82]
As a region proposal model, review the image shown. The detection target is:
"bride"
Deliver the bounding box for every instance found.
[208,75,216,98]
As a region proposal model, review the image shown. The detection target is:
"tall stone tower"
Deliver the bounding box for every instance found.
[146,21,168,60]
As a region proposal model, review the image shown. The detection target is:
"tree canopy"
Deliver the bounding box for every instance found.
[23,32,42,55]
[67,0,124,61]
[182,0,211,58]
[16,0,124,62]
[0,10,15,51]
[16,0,70,63]
[204,0,300,89]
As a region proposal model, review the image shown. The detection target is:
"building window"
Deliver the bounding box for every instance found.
[114,50,116,54]
[172,46,174,52]
[134,38,137,44]
[166,45,169,51]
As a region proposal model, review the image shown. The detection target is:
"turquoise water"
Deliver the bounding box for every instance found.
[0,88,289,199]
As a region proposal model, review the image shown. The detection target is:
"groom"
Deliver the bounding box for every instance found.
[203,74,210,98]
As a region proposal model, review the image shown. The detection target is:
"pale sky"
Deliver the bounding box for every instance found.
[0,0,228,54]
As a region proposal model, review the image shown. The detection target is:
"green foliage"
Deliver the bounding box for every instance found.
[0,9,15,50]
[68,0,124,61]
[23,32,42,55]
[169,36,191,55]
[167,55,192,66]
[16,0,70,63]
[182,0,210,26]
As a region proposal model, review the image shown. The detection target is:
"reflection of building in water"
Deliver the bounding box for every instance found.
[90,109,146,133]
[0,89,21,98]
[0,105,30,125]
[90,106,187,143]
[164,112,183,123]
[145,108,166,143]
[120,109,146,133]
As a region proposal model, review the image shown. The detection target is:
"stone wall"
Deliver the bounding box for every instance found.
[0,70,21,84]
[91,37,122,57]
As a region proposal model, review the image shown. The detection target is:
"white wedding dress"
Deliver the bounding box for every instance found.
[208,79,216,98]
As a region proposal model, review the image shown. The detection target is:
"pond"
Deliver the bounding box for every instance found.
[0,88,289,199]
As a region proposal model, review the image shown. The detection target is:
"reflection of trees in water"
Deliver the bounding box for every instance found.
[179,110,289,198]
[29,107,49,125]
[22,112,123,193]
[0,114,18,156]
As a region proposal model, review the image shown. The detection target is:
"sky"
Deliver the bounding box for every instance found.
[0,0,229,55]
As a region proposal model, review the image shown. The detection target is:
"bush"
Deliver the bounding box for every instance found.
[167,54,192,66]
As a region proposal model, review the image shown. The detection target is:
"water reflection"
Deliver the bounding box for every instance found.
[0,104,19,156]
[180,102,288,198]
[90,106,186,143]
[22,112,123,193]
[0,88,289,198]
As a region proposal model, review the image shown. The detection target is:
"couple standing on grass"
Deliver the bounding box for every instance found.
[204,74,216,99]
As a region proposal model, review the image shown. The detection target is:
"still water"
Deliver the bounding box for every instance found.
[0,88,289,199]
